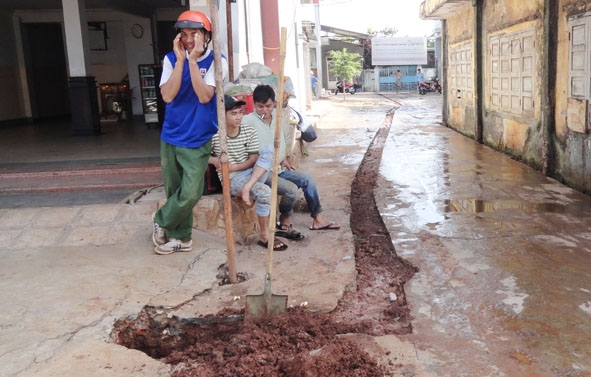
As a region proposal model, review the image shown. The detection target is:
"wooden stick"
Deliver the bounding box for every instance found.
[266,27,288,275]
[210,0,237,283]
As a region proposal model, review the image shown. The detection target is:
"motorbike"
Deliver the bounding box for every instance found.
[418,77,442,95]
[335,80,356,94]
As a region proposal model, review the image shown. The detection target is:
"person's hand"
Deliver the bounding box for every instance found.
[239,182,253,205]
[240,188,252,206]
[280,158,295,171]
[188,32,206,61]
[173,33,186,62]
[210,157,221,171]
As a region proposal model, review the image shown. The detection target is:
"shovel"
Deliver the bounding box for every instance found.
[245,27,288,318]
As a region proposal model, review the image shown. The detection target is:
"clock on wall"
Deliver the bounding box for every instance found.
[131,24,143,39]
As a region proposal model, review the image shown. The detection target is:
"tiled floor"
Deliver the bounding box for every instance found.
[0,118,163,208]
[0,117,161,167]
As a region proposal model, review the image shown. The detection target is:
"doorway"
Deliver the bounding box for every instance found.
[22,23,70,120]
[156,21,177,61]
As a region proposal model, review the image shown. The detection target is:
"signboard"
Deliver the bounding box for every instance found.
[372,37,427,66]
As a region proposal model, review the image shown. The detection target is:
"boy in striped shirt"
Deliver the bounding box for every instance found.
[209,95,288,251]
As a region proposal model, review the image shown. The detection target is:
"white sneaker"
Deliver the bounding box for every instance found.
[154,239,193,255]
[152,212,167,246]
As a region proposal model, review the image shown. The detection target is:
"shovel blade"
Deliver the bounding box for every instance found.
[245,273,287,318]
[245,293,288,317]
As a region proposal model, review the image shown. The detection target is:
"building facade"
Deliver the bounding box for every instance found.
[0,0,312,134]
[421,0,591,195]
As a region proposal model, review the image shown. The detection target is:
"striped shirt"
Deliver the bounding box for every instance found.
[211,124,259,180]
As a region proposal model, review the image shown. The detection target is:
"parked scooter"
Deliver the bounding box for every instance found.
[418,77,442,95]
[335,80,356,94]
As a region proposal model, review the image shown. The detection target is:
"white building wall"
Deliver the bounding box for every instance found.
[279,0,307,111]
[233,0,308,111]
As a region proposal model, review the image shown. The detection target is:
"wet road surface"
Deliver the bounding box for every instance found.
[377,94,591,376]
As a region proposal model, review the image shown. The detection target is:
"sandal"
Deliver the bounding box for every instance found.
[257,238,288,251]
[309,221,340,231]
[275,223,305,241]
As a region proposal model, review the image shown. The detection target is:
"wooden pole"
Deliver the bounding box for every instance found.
[225,0,234,82]
[266,27,287,275]
[210,0,237,283]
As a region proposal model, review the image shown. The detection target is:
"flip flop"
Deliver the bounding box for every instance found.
[275,223,305,241]
[309,221,341,231]
[257,238,288,251]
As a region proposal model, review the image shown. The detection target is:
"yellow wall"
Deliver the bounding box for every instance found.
[503,119,529,150]
[485,0,543,28]
[431,0,591,192]
[447,6,474,44]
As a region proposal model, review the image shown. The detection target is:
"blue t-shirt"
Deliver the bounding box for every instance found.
[161,51,218,148]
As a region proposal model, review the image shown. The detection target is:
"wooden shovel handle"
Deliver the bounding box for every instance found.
[267,27,288,275]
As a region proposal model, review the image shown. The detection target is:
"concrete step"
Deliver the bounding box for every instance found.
[0,163,162,194]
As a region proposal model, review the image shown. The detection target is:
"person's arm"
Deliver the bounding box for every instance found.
[280,121,295,170]
[209,135,222,170]
[230,127,259,172]
[188,49,215,104]
[189,35,229,104]
[196,53,229,103]
[160,34,186,103]
[280,157,295,171]
[230,153,258,173]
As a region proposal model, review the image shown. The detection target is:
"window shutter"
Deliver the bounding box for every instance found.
[569,18,588,98]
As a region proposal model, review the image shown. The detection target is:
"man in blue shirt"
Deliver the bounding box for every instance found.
[152,10,228,255]
[310,71,319,100]
[416,68,425,89]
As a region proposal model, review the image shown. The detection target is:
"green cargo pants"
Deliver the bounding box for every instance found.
[154,139,211,242]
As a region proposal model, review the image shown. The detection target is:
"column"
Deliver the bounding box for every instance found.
[260,0,280,73]
[62,0,100,135]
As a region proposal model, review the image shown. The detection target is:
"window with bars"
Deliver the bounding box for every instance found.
[489,29,535,115]
[449,42,473,104]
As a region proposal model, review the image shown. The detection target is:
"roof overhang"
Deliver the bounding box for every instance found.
[420,0,472,20]
[0,0,183,18]
[320,25,371,40]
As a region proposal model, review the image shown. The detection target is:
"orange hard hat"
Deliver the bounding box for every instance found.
[175,10,211,31]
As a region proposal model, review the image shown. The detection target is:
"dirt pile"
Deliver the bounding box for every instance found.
[115,307,387,377]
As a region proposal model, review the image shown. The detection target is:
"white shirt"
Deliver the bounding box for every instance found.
[160,49,228,86]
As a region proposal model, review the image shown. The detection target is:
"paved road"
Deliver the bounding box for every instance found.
[376,94,591,376]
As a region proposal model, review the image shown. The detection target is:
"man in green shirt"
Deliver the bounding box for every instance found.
[242,85,340,240]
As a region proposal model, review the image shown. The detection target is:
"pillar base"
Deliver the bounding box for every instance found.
[68,76,101,136]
